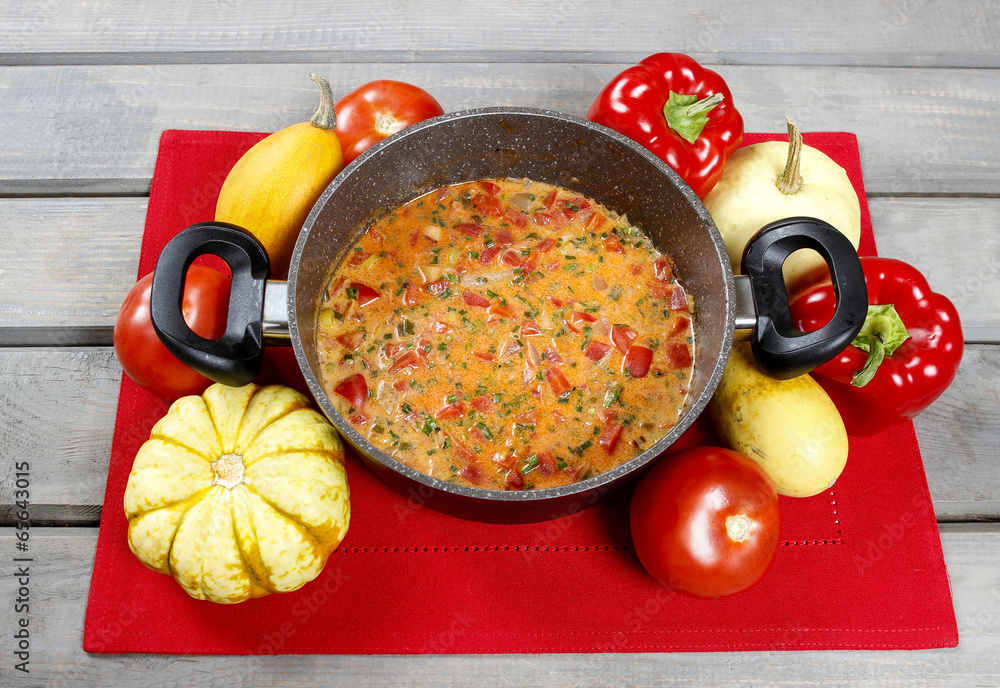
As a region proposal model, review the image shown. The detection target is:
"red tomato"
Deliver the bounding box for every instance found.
[664,342,693,368]
[653,256,674,281]
[435,402,466,420]
[629,447,781,598]
[334,80,444,164]
[479,245,502,266]
[519,320,542,337]
[543,366,573,397]
[584,340,612,361]
[113,266,231,400]
[335,329,365,351]
[504,467,525,490]
[334,373,369,409]
[536,450,558,476]
[565,310,597,333]
[349,282,380,306]
[603,234,626,254]
[463,290,492,308]
[533,212,554,227]
[472,194,503,217]
[610,325,637,354]
[424,279,451,296]
[623,345,653,378]
[486,301,515,322]
[500,250,523,267]
[504,208,530,229]
[469,395,493,413]
[670,284,689,311]
[535,237,557,253]
[388,351,421,374]
[493,229,515,245]
[598,421,623,453]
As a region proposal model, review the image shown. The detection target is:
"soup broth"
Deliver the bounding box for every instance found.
[316,178,695,491]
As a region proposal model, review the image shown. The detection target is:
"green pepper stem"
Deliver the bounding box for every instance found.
[663,91,724,145]
[309,73,337,131]
[850,304,911,387]
[686,92,724,117]
[852,332,886,387]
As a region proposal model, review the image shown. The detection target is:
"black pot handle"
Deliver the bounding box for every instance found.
[742,216,868,379]
[150,222,270,387]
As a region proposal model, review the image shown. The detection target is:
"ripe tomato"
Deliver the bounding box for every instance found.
[334,80,444,164]
[113,266,231,400]
[629,446,780,598]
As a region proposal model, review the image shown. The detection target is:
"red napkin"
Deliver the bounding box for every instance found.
[84,129,957,654]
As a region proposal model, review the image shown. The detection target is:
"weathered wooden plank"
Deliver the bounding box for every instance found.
[0,526,994,686]
[0,345,995,522]
[869,197,1000,344]
[916,346,1000,521]
[0,198,145,331]
[3,196,995,342]
[2,0,999,68]
[1,63,999,196]
[0,349,119,517]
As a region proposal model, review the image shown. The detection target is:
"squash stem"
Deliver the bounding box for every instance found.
[776,117,803,195]
[309,73,337,131]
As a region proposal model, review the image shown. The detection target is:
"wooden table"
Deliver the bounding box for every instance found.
[2,2,998,684]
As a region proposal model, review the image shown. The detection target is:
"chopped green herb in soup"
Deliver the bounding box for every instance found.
[317,179,695,491]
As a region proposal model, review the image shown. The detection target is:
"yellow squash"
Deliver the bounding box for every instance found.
[216,73,345,278]
[709,343,848,498]
[703,118,861,291]
[124,383,350,604]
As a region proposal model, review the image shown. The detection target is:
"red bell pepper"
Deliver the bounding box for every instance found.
[585,53,744,199]
[789,257,963,436]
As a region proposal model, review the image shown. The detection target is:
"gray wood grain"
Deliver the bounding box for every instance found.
[0,345,995,522]
[2,0,999,68]
[870,197,1000,344]
[2,63,999,196]
[0,348,119,516]
[0,199,145,331]
[0,526,994,686]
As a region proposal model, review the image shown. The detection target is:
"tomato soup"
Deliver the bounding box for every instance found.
[316,179,695,491]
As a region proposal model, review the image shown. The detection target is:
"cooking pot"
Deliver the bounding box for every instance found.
[150,107,866,524]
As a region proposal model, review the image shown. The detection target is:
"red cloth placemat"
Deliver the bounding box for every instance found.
[84,129,957,654]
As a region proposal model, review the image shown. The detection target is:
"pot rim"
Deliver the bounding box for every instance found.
[288,106,736,507]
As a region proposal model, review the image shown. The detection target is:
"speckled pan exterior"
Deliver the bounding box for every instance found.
[288,107,735,524]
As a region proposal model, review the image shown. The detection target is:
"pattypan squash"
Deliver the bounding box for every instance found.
[704,118,861,290]
[124,383,350,604]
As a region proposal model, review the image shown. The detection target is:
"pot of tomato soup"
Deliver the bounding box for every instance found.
[151,107,866,523]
